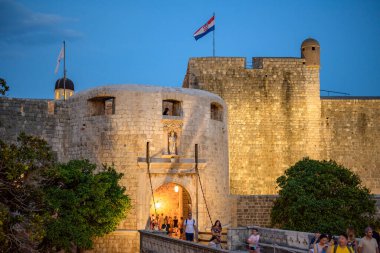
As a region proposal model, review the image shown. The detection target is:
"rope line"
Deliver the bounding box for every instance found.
[196,170,213,226]
[146,142,158,218]
[195,144,213,226]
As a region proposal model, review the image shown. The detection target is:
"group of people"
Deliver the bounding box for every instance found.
[310,227,380,253]
[150,213,226,249]
[150,213,183,237]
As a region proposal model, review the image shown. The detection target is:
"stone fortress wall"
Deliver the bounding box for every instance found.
[0,85,231,253]
[183,57,322,195]
[183,39,380,196]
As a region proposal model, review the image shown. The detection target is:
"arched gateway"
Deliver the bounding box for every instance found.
[150,183,192,220]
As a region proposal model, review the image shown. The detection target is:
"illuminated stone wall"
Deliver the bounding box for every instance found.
[0,85,231,252]
[183,57,321,195]
[183,56,380,195]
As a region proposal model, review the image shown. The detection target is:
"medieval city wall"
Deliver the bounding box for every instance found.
[183,57,321,195]
[320,97,380,193]
[0,97,69,160]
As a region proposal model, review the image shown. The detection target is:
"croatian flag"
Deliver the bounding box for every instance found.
[193,15,215,41]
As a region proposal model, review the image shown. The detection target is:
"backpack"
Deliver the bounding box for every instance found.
[333,245,354,253]
[185,219,195,226]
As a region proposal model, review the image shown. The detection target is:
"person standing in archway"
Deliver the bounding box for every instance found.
[184,213,197,242]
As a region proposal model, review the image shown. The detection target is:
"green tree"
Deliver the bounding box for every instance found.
[42,160,131,251]
[0,134,131,252]
[0,133,54,252]
[271,158,377,235]
[0,78,10,95]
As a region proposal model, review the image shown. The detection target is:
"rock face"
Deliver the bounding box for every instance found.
[0,85,231,252]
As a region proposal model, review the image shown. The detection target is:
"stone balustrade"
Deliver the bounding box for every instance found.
[227,226,312,253]
[139,230,229,253]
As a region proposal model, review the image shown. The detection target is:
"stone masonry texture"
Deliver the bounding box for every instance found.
[183,57,380,195]
[0,85,231,253]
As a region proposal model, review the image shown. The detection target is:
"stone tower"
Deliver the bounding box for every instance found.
[301,38,320,67]
[183,38,322,195]
[54,78,75,100]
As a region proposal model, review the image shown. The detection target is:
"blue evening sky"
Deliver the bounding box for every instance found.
[0,0,379,99]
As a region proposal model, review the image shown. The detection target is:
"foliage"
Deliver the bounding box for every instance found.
[271,158,377,235]
[42,160,131,251]
[0,133,54,252]
[0,134,131,252]
[0,78,10,95]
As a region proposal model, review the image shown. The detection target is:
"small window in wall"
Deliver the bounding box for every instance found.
[312,47,315,50]
[210,102,223,122]
[162,99,182,116]
[88,96,115,116]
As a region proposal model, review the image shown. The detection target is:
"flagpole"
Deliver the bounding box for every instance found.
[63,40,66,101]
[213,12,215,57]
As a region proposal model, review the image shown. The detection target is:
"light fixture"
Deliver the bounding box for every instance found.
[155,202,161,209]
[174,185,179,192]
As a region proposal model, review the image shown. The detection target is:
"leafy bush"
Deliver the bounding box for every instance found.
[43,160,131,250]
[0,133,131,252]
[271,158,377,234]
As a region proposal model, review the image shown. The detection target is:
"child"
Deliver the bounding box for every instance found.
[247,228,260,253]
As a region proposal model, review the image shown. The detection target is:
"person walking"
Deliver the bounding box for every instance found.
[247,228,260,253]
[184,213,197,242]
[211,220,222,237]
[358,227,379,253]
[347,227,358,253]
[313,234,329,253]
[329,233,354,253]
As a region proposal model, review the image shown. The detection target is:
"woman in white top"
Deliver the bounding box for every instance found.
[247,228,260,253]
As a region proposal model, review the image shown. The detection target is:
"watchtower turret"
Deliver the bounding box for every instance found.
[301,38,320,67]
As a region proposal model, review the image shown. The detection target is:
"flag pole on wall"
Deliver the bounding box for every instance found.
[213,12,215,57]
[193,14,216,56]
[63,40,66,101]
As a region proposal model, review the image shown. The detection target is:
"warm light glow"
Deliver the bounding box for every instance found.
[174,185,179,192]
[155,202,161,209]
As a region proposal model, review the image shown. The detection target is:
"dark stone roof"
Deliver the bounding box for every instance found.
[301,38,320,47]
[55,78,74,90]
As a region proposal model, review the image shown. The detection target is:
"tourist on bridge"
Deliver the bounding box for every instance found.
[209,235,222,249]
[358,227,379,253]
[313,234,329,253]
[347,227,358,253]
[329,233,354,253]
[247,228,260,253]
[184,213,197,242]
[211,220,222,237]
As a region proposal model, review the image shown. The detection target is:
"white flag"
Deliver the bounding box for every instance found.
[54,46,64,74]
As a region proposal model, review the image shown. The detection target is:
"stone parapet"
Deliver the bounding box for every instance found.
[227,226,311,252]
[139,230,229,253]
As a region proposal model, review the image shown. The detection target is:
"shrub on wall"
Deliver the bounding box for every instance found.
[271,158,377,235]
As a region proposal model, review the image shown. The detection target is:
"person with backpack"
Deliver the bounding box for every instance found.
[313,234,330,253]
[184,213,197,242]
[329,233,354,253]
[358,227,379,253]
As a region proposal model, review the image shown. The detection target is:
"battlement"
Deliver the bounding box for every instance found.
[186,57,305,69]
[183,57,309,89]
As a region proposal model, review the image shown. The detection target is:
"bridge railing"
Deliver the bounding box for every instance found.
[139,230,229,253]
[227,226,312,252]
